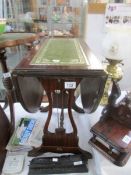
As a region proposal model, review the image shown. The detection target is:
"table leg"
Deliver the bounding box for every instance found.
[29,81,92,161]
[40,90,84,113]
[0,49,15,134]
[40,102,85,113]
[0,104,11,172]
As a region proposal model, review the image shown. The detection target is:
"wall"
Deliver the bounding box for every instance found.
[85,13,131,91]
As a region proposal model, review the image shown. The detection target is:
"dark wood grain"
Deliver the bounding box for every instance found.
[89,85,131,166]
[0,105,10,172]
[12,38,107,158]
[90,117,131,166]
[12,38,106,77]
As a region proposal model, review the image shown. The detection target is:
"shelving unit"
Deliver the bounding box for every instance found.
[35,0,86,37]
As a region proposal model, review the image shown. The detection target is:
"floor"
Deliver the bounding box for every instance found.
[1,93,131,175]
[2,100,96,175]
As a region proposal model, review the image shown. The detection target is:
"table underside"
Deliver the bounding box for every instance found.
[30,38,89,65]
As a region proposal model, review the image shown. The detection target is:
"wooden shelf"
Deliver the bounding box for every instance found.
[88,3,106,14]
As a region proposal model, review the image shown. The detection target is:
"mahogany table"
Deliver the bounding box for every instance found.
[12,38,107,159]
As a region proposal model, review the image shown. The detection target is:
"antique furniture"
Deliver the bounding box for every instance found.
[0,32,39,134]
[89,81,131,166]
[0,105,10,173]
[12,37,107,159]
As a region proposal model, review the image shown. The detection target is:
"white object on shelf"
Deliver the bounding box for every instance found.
[2,154,25,175]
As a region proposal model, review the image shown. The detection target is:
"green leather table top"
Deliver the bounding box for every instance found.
[30,38,88,65]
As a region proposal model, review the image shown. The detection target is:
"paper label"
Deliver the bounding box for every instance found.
[52,158,58,162]
[64,82,76,89]
[3,72,11,78]
[105,4,131,28]
[74,161,83,166]
[122,135,131,144]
